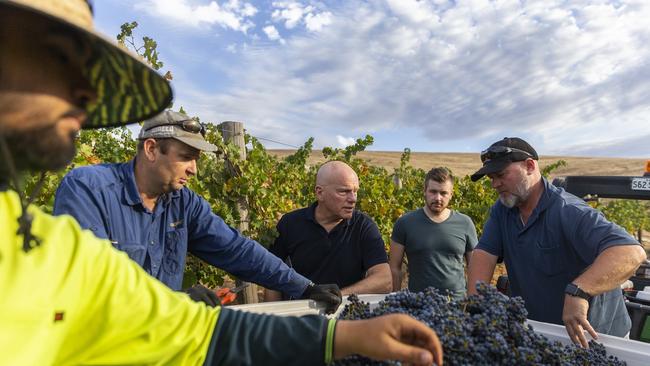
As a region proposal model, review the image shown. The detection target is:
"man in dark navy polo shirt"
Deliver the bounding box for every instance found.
[266,161,392,301]
[53,110,341,310]
[467,137,646,348]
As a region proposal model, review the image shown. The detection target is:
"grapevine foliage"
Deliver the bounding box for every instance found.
[336,284,625,366]
[18,121,650,289]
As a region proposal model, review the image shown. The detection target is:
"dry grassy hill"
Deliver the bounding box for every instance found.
[269,150,648,179]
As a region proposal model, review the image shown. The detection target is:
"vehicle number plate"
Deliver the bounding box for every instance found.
[631,178,650,191]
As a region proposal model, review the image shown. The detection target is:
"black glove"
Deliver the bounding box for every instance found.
[302,283,342,314]
[184,285,220,307]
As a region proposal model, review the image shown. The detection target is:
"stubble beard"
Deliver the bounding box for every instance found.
[0,122,77,175]
[427,201,447,215]
[499,178,531,208]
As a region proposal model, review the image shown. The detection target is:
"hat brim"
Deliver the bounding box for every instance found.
[174,136,219,152]
[2,1,173,129]
[470,159,512,182]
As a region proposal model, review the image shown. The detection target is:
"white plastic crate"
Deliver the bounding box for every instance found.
[527,319,650,366]
[229,299,326,316]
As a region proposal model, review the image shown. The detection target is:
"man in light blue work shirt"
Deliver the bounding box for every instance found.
[467,137,647,348]
[54,110,341,310]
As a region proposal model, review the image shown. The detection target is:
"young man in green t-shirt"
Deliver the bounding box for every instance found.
[389,167,478,299]
[0,1,443,365]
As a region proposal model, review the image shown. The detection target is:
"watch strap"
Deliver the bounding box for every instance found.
[565,283,592,301]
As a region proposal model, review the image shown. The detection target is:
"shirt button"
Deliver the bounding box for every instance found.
[150,241,155,246]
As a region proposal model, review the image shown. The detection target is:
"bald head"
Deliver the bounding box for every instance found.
[315,161,359,221]
[316,161,358,186]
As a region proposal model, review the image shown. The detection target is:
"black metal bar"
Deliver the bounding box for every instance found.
[552,176,650,200]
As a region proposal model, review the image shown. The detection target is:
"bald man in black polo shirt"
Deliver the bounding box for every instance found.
[266,161,392,301]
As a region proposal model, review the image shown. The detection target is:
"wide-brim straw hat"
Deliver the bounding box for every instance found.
[1,0,173,129]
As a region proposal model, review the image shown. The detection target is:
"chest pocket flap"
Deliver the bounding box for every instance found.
[532,241,567,277]
[163,228,187,274]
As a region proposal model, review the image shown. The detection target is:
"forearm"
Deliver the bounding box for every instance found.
[333,320,359,359]
[388,241,405,292]
[209,308,334,366]
[573,244,646,295]
[464,251,473,266]
[467,249,498,295]
[342,267,392,295]
[265,289,283,302]
[389,265,402,292]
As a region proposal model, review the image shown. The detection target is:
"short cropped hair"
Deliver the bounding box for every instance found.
[424,167,454,189]
[136,138,173,155]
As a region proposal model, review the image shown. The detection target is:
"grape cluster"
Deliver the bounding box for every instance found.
[335,284,626,365]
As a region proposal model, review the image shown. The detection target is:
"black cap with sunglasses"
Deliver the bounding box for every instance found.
[470,137,538,182]
[138,110,218,152]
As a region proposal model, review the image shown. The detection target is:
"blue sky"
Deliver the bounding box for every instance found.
[95,0,650,158]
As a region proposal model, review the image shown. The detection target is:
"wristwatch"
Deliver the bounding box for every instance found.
[565,283,592,301]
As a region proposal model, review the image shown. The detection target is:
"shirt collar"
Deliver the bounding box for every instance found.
[535,177,553,213]
[305,201,318,222]
[121,159,141,206]
[306,201,352,227]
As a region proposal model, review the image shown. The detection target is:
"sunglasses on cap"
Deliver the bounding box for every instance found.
[480,146,534,163]
[146,119,206,137]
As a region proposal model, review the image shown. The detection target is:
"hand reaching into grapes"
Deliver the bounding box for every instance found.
[562,295,598,348]
[334,314,443,366]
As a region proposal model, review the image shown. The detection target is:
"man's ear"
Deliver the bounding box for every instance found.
[524,158,537,174]
[315,185,323,198]
[142,139,158,162]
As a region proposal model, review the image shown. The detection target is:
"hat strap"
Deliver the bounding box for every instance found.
[0,136,44,253]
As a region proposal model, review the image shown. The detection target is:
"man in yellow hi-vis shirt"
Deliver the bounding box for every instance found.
[0,1,443,365]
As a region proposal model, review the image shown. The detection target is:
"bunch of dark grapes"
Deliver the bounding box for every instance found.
[334,283,626,365]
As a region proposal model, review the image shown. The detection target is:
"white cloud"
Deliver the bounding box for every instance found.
[305,11,332,32]
[263,25,284,43]
[385,0,439,24]
[224,0,258,17]
[134,0,257,32]
[271,1,308,29]
[336,135,357,148]
[170,0,650,156]
[271,1,332,32]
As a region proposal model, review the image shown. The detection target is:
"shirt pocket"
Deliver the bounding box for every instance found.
[532,241,567,277]
[111,241,146,265]
[163,228,187,275]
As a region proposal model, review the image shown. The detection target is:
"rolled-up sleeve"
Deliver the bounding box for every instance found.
[187,194,310,298]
